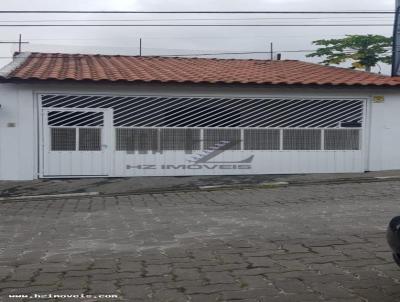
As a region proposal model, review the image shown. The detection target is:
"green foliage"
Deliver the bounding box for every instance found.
[306,35,392,71]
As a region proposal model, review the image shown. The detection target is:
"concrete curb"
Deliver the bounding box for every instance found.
[0,191,99,201]
[0,176,399,202]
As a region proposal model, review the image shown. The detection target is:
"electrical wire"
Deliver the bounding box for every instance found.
[23,34,388,41]
[0,24,392,27]
[0,48,391,59]
[0,16,394,22]
[0,10,394,14]
[161,49,392,57]
[0,41,28,44]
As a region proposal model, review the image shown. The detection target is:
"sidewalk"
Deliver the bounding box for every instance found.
[1,170,400,199]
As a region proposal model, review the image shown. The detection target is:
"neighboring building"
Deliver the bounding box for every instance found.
[0,52,399,180]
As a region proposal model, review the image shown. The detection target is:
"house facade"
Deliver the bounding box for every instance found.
[0,52,399,180]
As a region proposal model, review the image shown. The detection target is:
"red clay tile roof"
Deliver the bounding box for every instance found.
[2,52,400,87]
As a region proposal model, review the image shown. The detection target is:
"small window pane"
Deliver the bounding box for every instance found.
[51,128,76,151]
[79,128,102,151]
[283,129,321,150]
[204,129,241,150]
[116,128,158,151]
[160,129,200,151]
[244,129,280,150]
[324,129,360,150]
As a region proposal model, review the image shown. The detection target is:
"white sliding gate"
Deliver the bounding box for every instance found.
[39,94,367,177]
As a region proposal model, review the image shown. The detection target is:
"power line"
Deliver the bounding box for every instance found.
[0,10,394,14]
[161,49,392,57]
[23,34,385,41]
[0,41,29,44]
[0,16,394,22]
[0,48,391,59]
[0,24,392,27]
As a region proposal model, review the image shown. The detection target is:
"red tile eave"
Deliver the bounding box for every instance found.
[3,76,400,88]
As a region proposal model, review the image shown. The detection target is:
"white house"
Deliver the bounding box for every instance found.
[0,52,399,180]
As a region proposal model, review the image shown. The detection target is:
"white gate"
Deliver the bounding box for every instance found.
[39,94,367,177]
[40,108,112,177]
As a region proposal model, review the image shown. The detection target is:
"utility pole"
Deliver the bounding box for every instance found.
[392,0,400,75]
[139,38,142,56]
[270,42,273,60]
[18,34,22,52]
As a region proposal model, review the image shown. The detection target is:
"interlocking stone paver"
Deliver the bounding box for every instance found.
[9,270,36,281]
[120,284,151,299]
[1,180,400,301]
[60,277,88,289]
[205,271,236,284]
[189,293,221,302]
[151,289,188,302]
[174,268,201,280]
[0,281,29,289]
[184,283,242,295]
[239,275,271,289]
[31,273,62,286]
[145,264,171,276]
[273,278,311,294]
[88,280,117,293]
[221,287,280,300]
[120,275,174,286]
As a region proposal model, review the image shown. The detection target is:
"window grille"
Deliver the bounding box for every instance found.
[42,95,364,128]
[48,111,103,127]
[244,129,280,150]
[203,129,241,150]
[283,129,322,150]
[116,128,158,151]
[43,95,364,152]
[51,128,76,151]
[324,129,360,150]
[79,128,102,151]
[160,129,201,151]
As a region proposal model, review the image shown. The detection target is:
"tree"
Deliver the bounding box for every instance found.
[306,35,392,72]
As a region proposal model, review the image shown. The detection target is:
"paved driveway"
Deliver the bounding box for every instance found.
[1,181,400,301]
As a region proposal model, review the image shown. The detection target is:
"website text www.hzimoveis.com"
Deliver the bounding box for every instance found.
[8,293,119,299]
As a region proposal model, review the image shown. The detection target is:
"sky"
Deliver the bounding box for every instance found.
[0,0,396,74]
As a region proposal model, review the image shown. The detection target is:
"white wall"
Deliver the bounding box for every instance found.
[0,81,399,180]
[0,84,36,180]
[368,93,400,171]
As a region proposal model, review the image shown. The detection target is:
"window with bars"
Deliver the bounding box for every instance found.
[50,127,102,151]
[160,129,201,151]
[114,128,361,152]
[324,129,360,150]
[244,129,280,150]
[51,128,76,151]
[283,129,322,150]
[116,128,158,151]
[43,95,364,152]
[78,128,102,151]
[203,129,242,150]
